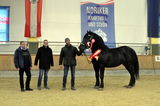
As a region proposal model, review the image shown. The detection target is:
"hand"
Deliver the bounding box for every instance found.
[16,68,19,70]
[59,65,63,69]
[95,56,99,61]
[29,67,31,70]
[88,57,92,62]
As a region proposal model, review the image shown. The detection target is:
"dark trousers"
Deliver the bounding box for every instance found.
[37,69,49,87]
[19,68,31,89]
[63,65,75,88]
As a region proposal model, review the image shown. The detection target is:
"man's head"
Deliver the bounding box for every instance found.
[20,41,25,49]
[20,41,28,49]
[65,38,70,45]
[43,39,48,47]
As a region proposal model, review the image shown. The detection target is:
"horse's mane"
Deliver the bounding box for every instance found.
[88,31,109,50]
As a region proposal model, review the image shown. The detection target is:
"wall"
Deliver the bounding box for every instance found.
[42,0,81,42]
[0,0,26,41]
[0,55,93,71]
[0,0,148,44]
[115,0,148,44]
[0,55,160,71]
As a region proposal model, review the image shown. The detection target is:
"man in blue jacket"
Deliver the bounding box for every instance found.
[14,41,33,92]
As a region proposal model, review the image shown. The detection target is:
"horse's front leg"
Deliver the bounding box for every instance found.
[92,60,100,89]
[99,64,105,90]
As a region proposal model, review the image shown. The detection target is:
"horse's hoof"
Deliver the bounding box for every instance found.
[98,88,104,91]
[94,86,99,89]
[123,85,134,88]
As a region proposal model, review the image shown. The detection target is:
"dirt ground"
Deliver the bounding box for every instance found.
[0,75,160,106]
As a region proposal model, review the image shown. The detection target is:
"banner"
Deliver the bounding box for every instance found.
[147,0,160,38]
[0,6,9,41]
[81,0,115,47]
[24,0,42,38]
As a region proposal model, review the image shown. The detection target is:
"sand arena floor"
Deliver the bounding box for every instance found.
[0,75,160,106]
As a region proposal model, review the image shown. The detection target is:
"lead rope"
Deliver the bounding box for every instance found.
[83,51,92,64]
[82,39,96,64]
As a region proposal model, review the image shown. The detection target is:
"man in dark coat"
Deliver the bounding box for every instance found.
[59,38,82,90]
[34,39,54,90]
[14,41,33,92]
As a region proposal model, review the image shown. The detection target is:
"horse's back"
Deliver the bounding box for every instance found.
[99,46,138,68]
[115,46,138,62]
[98,47,127,67]
[109,46,134,52]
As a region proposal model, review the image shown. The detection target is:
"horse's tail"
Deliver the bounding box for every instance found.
[124,46,139,79]
[133,51,139,79]
[129,47,139,79]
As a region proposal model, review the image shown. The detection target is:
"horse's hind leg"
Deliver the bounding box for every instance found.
[124,64,136,88]
[93,61,100,88]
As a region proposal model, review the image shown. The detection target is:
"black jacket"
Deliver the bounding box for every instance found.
[14,47,32,69]
[59,44,81,66]
[34,46,54,70]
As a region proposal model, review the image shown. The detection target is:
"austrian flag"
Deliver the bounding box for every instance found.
[24,0,43,37]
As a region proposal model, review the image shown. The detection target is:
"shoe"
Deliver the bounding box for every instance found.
[44,87,50,89]
[21,89,25,92]
[61,87,66,91]
[37,87,41,90]
[71,87,76,91]
[26,88,33,91]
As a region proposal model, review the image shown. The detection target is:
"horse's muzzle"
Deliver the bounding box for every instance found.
[79,43,86,52]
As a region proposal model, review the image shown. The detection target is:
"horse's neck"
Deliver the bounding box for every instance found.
[95,36,109,49]
[92,45,109,53]
[92,35,110,52]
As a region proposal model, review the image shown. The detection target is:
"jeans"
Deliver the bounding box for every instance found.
[63,65,75,88]
[19,68,31,89]
[37,69,49,88]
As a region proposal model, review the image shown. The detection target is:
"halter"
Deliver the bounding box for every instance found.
[87,39,95,50]
[81,38,102,63]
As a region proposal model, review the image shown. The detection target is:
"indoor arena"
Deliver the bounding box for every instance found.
[0,0,160,106]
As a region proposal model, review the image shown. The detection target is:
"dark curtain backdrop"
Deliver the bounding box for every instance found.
[147,0,160,38]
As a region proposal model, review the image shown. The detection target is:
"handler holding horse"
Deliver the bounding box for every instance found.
[59,38,82,91]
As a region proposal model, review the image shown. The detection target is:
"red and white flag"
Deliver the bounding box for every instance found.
[24,0,43,37]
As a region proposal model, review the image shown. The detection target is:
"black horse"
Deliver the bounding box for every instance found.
[79,31,139,89]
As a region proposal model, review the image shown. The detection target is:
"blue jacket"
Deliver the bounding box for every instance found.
[14,47,32,69]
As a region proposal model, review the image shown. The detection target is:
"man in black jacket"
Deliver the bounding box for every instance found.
[59,38,82,90]
[34,40,54,90]
[14,41,33,92]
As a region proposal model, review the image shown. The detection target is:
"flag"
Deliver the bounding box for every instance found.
[24,0,42,37]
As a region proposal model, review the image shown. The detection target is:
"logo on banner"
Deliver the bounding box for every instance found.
[94,29,108,42]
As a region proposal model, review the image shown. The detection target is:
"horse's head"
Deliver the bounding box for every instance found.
[79,31,97,52]
[79,31,108,53]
